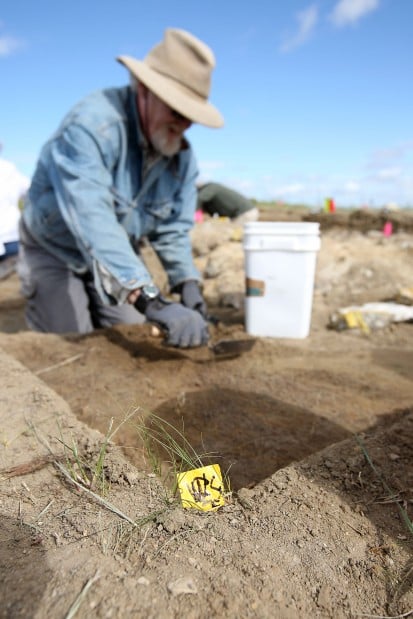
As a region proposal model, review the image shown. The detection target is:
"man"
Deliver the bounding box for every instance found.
[18,29,224,348]
[197,182,259,223]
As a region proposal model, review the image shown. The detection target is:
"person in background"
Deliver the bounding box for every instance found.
[0,146,30,279]
[197,182,259,223]
[18,28,224,348]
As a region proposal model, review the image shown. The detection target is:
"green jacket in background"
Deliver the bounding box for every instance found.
[197,182,253,219]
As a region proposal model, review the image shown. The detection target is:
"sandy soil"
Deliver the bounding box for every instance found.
[1,207,413,618]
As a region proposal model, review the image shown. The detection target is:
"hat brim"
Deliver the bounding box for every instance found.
[117,56,224,129]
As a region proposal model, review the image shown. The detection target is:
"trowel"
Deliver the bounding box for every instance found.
[150,324,256,360]
[208,338,256,359]
[182,337,256,362]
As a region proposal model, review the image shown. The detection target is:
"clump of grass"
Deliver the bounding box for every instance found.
[57,406,231,514]
[57,410,136,496]
[133,411,224,499]
[27,413,167,532]
[57,420,113,495]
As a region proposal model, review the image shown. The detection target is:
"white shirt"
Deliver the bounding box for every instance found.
[0,159,30,255]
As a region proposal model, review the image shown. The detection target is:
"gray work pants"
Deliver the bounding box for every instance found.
[17,221,145,334]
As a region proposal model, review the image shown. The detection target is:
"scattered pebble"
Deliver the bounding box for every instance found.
[167,576,198,597]
[137,576,150,586]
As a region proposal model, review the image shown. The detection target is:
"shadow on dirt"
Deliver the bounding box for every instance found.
[0,298,26,334]
[151,388,351,489]
[371,349,413,382]
[100,323,251,363]
[0,514,53,617]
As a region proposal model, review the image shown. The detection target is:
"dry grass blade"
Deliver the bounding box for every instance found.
[35,353,85,375]
[356,436,413,538]
[56,409,138,495]
[357,609,413,618]
[146,413,206,468]
[54,460,137,526]
[153,528,201,558]
[134,412,219,496]
[34,499,54,521]
[64,570,100,619]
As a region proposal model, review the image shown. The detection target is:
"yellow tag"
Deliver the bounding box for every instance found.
[344,311,370,334]
[177,464,225,512]
[230,227,243,242]
[344,311,359,328]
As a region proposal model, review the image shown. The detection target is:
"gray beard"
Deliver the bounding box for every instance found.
[150,127,182,157]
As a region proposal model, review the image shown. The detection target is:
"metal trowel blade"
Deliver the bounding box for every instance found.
[209,338,256,358]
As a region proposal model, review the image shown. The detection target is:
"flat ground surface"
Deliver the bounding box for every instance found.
[0,206,412,618]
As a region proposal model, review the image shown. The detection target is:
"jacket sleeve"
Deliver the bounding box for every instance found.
[148,151,201,289]
[47,123,151,303]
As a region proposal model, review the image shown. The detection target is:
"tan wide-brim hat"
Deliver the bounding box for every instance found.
[117,28,224,128]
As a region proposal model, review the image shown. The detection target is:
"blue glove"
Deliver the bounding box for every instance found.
[145,297,209,348]
[179,280,208,319]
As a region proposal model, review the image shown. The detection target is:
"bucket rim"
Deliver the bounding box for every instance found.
[243,221,320,235]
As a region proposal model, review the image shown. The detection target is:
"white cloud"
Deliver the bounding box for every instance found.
[366,142,413,169]
[0,159,30,193]
[198,160,225,172]
[330,0,379,28]
[342,180,360,193]
[228,178,256,195]
[280,5,318,53]
[376,167,402,181]
[275,183,305,196]
[0,35,23,57]
[0,158,30,249]
[0,22,25,57]
[197,160,227,185]
[198,161,413,207]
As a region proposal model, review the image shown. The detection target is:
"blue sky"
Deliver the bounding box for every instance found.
[1,0,412,208]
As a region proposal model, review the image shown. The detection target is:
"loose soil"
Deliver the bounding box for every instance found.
[1,206,412,618]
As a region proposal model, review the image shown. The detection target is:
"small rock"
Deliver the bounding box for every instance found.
[167,576,198,597]
[156,508,187,534]
[137,576,150,586]
[237,487,255,509]
[122,469,140,485]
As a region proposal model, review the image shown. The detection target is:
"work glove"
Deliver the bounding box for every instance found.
[179,280,208,319]
[145,297,209,348]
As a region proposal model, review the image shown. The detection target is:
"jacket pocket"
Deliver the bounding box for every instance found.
[143,197,177,220]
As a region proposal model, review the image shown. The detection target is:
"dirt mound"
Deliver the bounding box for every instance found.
[305,207,413,233]
[258,202,413,233]
[1,210,413,617]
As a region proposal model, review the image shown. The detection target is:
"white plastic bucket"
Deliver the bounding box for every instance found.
[243,222,321,338]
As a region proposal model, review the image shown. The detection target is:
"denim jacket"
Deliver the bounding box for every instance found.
[22,86,200,303]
